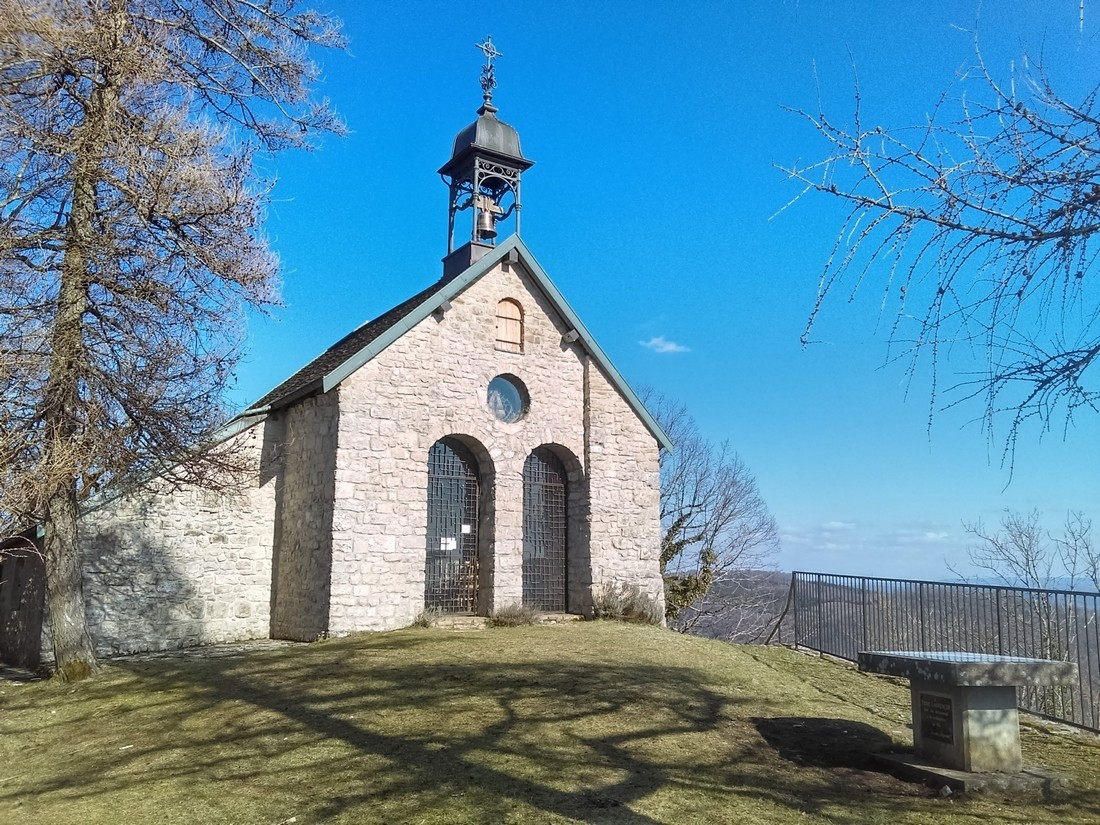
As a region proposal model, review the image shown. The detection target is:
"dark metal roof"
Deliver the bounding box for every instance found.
[453,107,525,159]
[439,103,533,177]
[249,278,447,411]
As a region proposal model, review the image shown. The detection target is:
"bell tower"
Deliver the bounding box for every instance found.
[440,36,534,277]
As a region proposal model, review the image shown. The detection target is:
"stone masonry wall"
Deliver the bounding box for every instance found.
[584,357,666,615]
[78,422,278,656]
[270,392,339,640]
[61,252,664,653]
[328,257,661,632]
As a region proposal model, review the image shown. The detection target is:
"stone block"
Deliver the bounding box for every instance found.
[861,651,1079,774]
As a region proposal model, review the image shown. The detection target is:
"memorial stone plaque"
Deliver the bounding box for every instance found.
[919,693,954,744]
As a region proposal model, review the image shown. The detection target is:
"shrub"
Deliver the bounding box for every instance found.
[591,583,663,625]
[488,603,539,627]
[411,607,443,628]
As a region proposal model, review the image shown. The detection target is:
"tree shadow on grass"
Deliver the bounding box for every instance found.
[8,635,1100,825]
[10,641,732,823]
[753,716,894,771]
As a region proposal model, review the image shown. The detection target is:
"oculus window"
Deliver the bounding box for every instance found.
[487,374,529,423]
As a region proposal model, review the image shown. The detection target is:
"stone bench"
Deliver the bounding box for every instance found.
[858,650,1078,773]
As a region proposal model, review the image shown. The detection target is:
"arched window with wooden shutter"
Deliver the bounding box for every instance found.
[495,298,523,353]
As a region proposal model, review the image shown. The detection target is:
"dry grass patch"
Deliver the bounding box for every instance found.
[1,623,1098,824]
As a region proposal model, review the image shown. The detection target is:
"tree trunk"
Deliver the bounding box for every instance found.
[43,488,98,681]
[41,164,100,679]
[39,38,120,681]
[42,185,100,679]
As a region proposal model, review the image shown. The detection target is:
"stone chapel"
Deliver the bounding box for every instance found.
[0,48,670,666]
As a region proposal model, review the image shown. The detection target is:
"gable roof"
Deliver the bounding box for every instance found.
[241,236,672,451]
[248,279,446,411]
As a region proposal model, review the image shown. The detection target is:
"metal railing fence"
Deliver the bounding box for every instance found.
[773,571,1100,733]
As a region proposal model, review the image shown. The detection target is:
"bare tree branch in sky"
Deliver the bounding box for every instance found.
[959,508,1098,592]
[784,44,1100,465]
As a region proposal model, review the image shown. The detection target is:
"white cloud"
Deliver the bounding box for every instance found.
[776,519,968,581]
[639,335,690,354]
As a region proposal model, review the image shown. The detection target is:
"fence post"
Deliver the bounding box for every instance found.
[792,573,799,648]
[861,577,868,653]
[919,582,927,651]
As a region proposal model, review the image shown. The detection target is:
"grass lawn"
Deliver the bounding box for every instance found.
[2,622,1098,824]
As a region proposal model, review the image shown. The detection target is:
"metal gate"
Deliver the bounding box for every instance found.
[425,438,480,613]
[522,446,567,611]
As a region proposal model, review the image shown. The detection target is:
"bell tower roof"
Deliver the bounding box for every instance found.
[439,36,531,177]
[440,102,531,177]
[439,36,534,270]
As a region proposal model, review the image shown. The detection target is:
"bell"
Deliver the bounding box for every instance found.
[476,208,497,241]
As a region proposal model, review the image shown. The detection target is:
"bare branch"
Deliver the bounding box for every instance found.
[783,44,1100,463]
[640,387,780,630]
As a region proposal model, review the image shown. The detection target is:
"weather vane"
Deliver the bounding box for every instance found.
[475,35,502,105]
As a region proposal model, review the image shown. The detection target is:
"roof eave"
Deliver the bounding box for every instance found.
[320,235,672,452]
[497,238,674,452]
[438,146,535,178]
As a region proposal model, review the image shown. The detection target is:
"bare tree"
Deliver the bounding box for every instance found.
[0,1,343,680]
[1058,510,1099,593]
[784,41,1100,461]
[642,389,780,636]
[959,509,1098,715]
[961,509,1099,593]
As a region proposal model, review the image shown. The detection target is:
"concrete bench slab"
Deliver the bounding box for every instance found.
[858,650,1079,774]
[858,650,1079,688]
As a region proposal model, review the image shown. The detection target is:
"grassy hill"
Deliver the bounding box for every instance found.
[2,622,1098,824]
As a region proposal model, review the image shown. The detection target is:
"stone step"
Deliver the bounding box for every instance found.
[534,612,584,625]
[433,615,490,631]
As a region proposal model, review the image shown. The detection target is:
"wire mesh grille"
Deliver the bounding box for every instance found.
[522,446,567,612]
[425,438,480,614]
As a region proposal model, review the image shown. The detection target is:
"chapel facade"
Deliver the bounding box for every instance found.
[0,47,669,666]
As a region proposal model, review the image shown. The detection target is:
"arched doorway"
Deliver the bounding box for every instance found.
[425,437,481,614]
[522,446,568,611]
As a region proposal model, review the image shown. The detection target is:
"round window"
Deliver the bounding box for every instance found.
[487,374,529,423]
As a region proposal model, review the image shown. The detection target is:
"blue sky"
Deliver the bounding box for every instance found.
[231,1,1100,581]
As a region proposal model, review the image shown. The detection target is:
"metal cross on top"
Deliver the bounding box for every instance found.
[475,35,502,104]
